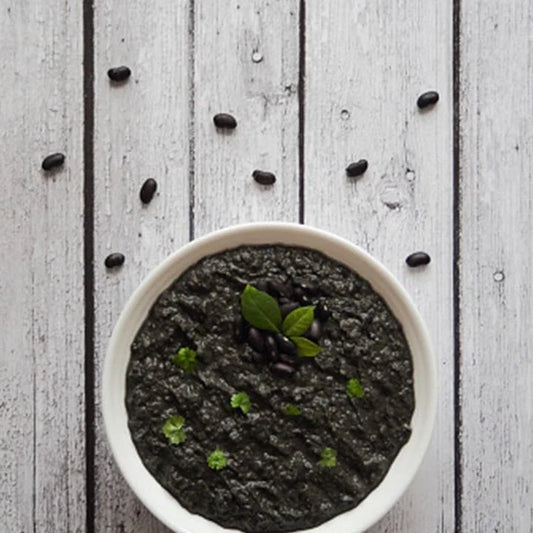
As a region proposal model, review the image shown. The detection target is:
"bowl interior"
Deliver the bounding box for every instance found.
[103,222,436,533]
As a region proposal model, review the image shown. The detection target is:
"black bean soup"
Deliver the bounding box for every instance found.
[126,245,415,532]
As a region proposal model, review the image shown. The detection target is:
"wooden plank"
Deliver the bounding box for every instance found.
[193,0,300,237]
[459,1,533,530]
[0,0,85,531]
[304,2,454,531]
[93,1,191,530]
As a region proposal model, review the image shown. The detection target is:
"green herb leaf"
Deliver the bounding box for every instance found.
[162,415,186,445]
[319,447,337,468]
[172,347,198,371]
[282,306,315,337]
[346,378,364,398]
[282,404,301,416]
[230,392,251,414]
[207,449,227,470]
[240,284,282,333]
[291,336,322,357]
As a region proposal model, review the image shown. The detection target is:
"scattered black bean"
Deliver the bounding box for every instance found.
[280,301,299,318]
[275,334,297,355]
[306,319,322,341]
[139,178,157,204]
[417,90,439,109]
[41,153,65,171]
[278,297,290,305]
[315,302,331,322]
[213,113,237,129]
[251,351,264,364]
[247,327,265,353]
[346,159,368,177]
[105,252,125,268]
[405,251,431,267]
[252,170,276,185]
[272,362,296,376]
[107,66,131,82]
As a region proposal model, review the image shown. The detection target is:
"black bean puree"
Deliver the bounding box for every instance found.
[126,245,414,532]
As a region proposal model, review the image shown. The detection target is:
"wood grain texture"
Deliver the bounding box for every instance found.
[304,2,454,531]
[93,1,191,530]
[0,1,85,531]
[459,1,533,530]
[193,0,300,237]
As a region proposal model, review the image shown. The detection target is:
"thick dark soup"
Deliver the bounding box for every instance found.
[126,245,414,532]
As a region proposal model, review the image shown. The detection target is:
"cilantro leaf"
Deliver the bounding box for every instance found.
[207,449,227,470]
[281,404,301,416]
[240,284,282,333]
[291,336,322,357]
[282,306,315,337]
[319,447,337,468]
[231,392,251,414]
[346,378,364,398]
[162,415,186,445]
[172,347,197,371]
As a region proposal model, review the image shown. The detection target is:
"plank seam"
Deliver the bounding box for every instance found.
[83,0,95,531]
[188,0,196,241]
[453,0,463,530]
[298,0,306,224]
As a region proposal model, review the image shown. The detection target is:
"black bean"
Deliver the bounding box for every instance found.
[213,113,237,129]
[292,277,318,295]
[280,301,299,318]
[278,297,290,305]
[294,288,312,305]
[252,170,276,185]
[316,302,331,322]
[235,317,249,343]
[306,319,322,341]
[279,352,299,365]
[406,251,431,267]
[275,334,297,355]
[251,351,264,364]
[272,362,296,376]
[264,334,279,361]
[417,90,439,109]
[105,252,125,268]
[41,153,65,171]
[247,327,265,353]
[346,159,368,177]
[139,178,157,204]
[267,280,288,297]
[107,66,131,82]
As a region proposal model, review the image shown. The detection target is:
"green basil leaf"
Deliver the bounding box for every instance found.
[282,305,315,337]
[291,336,322,357]
[240,284,281,332]
[346,378,364,398]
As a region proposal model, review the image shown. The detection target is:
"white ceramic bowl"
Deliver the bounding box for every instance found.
[103,222,436,533]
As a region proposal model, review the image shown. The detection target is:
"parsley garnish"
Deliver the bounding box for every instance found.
[162,415,186,445]
[282,404,301,416]
[346,378,364,398]
[231,392,251,414]
[207,449,227,470]
[172,347,197,371]
[319,447,337,468]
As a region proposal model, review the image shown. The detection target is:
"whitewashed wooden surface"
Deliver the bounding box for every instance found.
[1,0,531,531]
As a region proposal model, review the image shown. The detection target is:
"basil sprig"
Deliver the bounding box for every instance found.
[241,284,322,357]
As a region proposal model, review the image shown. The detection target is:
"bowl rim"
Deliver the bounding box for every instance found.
[102,221,437,533]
